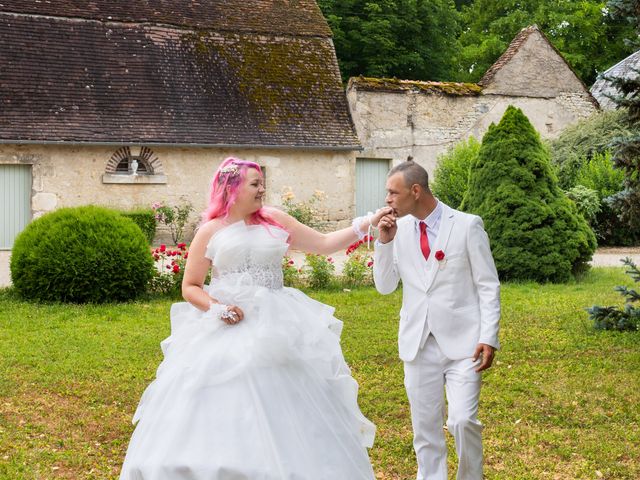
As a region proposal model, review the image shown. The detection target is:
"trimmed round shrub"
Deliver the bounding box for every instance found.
[463,106,597,283]
[11,206,154,303]
[431,136,480,209]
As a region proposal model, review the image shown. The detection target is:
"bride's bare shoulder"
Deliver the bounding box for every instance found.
[263,206,291,225]
[192,219,226,245]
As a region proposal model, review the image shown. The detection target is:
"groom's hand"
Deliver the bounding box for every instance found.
[378,213,397,244]
[473,343,495,372]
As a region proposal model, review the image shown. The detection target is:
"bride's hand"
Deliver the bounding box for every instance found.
[370,207,394,228]
[222,305,245,325]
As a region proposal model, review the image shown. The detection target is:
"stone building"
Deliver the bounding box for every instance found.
[347,25,599,213]
[0,0,359,266]
[591,49,640,110]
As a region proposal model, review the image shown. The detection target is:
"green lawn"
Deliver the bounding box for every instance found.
[0,268,638,479]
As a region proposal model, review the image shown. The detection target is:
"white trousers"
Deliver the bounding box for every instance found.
[404,335,483,480]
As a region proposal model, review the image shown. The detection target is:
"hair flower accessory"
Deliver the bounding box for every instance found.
[219,164,240,176]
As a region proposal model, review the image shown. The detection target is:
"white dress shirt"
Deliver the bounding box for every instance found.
[414,200,443,259]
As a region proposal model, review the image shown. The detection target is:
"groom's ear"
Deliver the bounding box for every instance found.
[410,184,422,198]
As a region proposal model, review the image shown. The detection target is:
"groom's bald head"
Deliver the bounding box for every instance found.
[388,159,430,192]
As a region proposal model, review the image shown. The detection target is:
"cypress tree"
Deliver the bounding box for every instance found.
[463,106,597,282]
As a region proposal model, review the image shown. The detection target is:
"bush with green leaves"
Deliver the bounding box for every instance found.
[463,106,597,282]
[282,256,303,288]
[304,254,336,289]
[431,136,480,209]
[574,151,625,199]
[152,201,194,245]
[587,257,640,331]
[572,150,639,245]
[10,206,153,303]
[280,188,327,230]
[148,243,188,297]
[342,239,374,288]
[120,208,156,244]
[548,109,638,189]
[565,185,601,224]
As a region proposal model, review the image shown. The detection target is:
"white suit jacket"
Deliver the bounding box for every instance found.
[374,203,500,362]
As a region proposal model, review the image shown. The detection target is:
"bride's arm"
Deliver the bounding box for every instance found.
[181,221,218,311]
[268,207,390,256]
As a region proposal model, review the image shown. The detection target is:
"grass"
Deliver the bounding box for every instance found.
[0,268,638,479]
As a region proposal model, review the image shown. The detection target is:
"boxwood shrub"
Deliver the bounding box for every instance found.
[11,206,153,303]
[120,208,156,244]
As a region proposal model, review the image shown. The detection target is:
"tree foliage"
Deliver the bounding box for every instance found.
[604,0,640,231]
[588,258,640,331]
[431,136,480,209]
[317,0,461,81]
[456,0,636,85]
[463,106,596,282]
[548,110,636,189]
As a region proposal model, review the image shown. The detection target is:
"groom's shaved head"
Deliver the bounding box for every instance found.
[388,159,430,191]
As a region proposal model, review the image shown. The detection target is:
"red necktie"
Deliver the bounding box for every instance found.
[419,221,431,260]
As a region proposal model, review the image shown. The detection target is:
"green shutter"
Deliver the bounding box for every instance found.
[0,164,32,249]
[355,158,389,216]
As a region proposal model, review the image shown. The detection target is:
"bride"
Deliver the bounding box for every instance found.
[120,157,387,479]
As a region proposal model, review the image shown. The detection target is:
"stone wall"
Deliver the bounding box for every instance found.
[347,87,597,176]
[0,144,356,245]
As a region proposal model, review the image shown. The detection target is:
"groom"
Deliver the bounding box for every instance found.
[373,160,500,480]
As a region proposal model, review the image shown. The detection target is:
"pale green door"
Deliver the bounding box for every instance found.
[356,158,390,216]
[1,164,32,249]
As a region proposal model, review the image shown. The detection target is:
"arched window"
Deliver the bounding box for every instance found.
[103,146,166,184]
[109,146,156,175]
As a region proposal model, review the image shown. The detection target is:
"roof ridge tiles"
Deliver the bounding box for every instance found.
[0,10,329,39]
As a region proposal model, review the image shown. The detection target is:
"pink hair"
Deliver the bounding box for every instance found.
[201,157,284,231]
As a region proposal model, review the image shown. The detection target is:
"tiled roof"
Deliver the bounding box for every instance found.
[0,6,359,148]
[0,0,332,36]
[591,50,640,110]
[348,77,482,96]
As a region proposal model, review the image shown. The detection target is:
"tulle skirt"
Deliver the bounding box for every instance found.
[120,281,376,480]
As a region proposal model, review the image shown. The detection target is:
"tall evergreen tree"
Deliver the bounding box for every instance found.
[605,0,640,230]
[463,106,596,282]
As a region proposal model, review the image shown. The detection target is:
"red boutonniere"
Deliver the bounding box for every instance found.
[435,250,445,261]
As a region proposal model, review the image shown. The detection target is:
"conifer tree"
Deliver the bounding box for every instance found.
[605,0,640,230]
[463,106,597,282]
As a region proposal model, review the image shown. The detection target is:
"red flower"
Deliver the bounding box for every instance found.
[165,265,171,269]
[153,254,160,261]
[288,260,294,265]
[327,257,334,263]
[178,242,187,250]
[159,244,166,253]
[172,264,180,273]
[184,252,189,259]
[435,250,445,261]
[367,261,374,267]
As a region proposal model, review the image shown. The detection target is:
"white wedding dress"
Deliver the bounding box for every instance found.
[120,221,376,480]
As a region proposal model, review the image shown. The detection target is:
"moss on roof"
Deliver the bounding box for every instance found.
[349,76,482,96]
[185,31,343,133]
